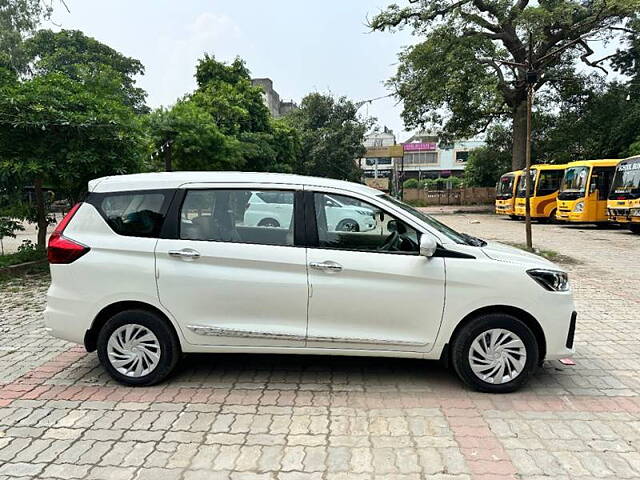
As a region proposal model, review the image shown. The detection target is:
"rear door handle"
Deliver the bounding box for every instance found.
[309,261,342,273]
[168,249,200,260]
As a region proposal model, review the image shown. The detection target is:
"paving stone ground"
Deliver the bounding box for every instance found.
[0,213,639,479]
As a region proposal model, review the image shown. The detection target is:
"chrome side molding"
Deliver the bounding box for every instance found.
[186,325,425,347]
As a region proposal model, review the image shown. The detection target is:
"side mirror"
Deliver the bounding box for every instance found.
[419,235,438,257]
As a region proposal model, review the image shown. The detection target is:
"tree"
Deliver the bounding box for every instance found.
[147,55,300,174]
[370,1,640,170]
[25,29,148,113]
[145,101,242,171]
[464,125,512,186]
[0,73,144,247]
[0,0,51,75]
[283,93,372,182]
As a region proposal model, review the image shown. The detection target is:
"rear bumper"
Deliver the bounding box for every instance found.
[45,283,93,345]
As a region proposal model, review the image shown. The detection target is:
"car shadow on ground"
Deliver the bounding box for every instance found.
[67,350,565,394]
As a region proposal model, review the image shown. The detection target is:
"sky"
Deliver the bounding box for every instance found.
[49,0,416,140]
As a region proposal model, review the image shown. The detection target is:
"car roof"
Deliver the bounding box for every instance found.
[89,171,383,196]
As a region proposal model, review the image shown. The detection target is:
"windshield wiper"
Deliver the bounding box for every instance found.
[461,232,487,247]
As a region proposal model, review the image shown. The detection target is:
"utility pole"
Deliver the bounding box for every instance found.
[524,32,537,250]
[163,139,173,172]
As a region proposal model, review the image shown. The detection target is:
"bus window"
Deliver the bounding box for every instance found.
[610,162,640,199]
[536,170,563,196]
[497,175,515,198]
[590,167,616,200]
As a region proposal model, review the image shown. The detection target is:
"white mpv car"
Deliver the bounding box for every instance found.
[45,172,576,393]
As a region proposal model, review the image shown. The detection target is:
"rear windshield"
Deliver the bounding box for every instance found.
[94,191,170,237]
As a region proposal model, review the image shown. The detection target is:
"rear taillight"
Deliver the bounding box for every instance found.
[48,203,90,264]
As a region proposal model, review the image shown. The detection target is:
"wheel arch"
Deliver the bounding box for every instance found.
[440,304,546,366]
[84,300,181,353]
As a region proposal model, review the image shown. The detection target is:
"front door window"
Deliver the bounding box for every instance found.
[313,193,419,253]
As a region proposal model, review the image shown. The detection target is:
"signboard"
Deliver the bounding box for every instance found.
[365,177,390,191]
[364,145,404,158]
[403,142,437,152]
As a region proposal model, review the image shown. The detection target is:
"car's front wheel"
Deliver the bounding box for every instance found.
[452,313,539,393]
[97,309,180,386]
[336,219,360,232]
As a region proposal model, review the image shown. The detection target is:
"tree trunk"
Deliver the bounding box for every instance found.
[512,99,527,171]
[34,177,48,249]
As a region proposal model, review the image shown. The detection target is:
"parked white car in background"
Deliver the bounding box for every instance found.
[244,191,376,232]
[45,172,576,393]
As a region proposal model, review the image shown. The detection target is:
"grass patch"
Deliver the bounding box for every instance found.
[0,261,49,284]
[0,246,46,268]
[503,242,579,265]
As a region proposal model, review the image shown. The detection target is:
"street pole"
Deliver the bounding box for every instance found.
[524,30,535,250]
[524,83,533,250]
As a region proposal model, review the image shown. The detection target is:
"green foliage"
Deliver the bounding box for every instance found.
[0,0,51,74]
[403,178,420,188]
[464,146,513,187]
[371,1,640,168]
[0,72,144,202]
[283,93,371,182]
[145,101,242,171]
[25,29,148,113]
[0,239,45,267]
[147,55,298,174]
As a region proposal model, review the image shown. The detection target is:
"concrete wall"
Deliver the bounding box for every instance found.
[403,187,496,205]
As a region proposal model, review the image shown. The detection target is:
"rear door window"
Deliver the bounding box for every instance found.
[95,191,170,237]
[180,189,296,246]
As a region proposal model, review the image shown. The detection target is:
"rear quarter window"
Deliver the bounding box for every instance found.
[90,190,172,237]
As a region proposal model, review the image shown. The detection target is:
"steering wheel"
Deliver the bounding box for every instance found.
[378,231,400,252]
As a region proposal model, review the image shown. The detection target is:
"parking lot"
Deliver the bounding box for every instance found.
[0,212,639,479]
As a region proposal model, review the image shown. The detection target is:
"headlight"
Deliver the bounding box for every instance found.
[573,201,584,213]
[631,209,640,217]
[356,209,373,216]
[527,269,569,292]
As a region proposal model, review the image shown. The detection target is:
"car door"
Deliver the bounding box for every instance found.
[305,189,446,352]
[155,184,308,347]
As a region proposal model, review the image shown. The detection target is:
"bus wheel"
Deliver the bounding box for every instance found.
[509,215,518,220]
[630,224,640,234]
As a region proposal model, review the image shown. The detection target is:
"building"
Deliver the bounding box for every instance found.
[358,129,485,191]
[251,78,297,117]
[400,132,484,180]
[359,128,404,191]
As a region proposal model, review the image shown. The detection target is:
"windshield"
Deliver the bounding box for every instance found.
[497,175,515,196]
[381,194,470,245]
[517,170,537,195]
[560,166,589,193]
[610,161,640,197]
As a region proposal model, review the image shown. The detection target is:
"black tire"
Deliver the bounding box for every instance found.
[451,313,539,393]
[97,309,180,386]
[336,219,360,232]
[629,224,640,234]
[258,218,280,228]
[508,215,518,220]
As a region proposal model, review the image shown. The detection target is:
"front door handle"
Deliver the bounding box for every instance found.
[309,261,343,273]
[168,249,201,260]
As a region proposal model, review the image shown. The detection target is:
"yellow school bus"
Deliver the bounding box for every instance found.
[556,159,620,224]
[608,155,640,234]
[495,170,522,218]
[514,164,566,221]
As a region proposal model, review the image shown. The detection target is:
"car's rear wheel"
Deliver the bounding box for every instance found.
[97,309,180,386]
[629,224,640,234]
[258,218,280,228]
[452,314,538,393]
[336,219,359,232]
